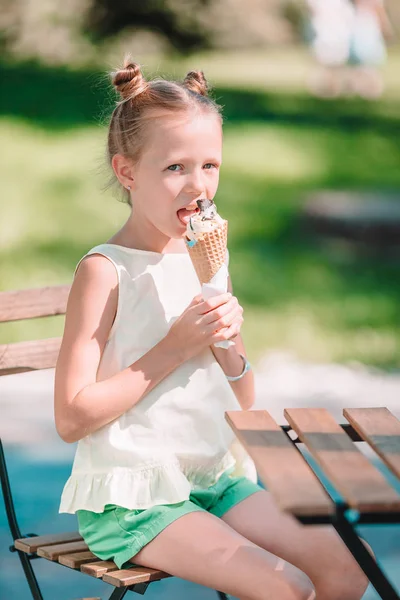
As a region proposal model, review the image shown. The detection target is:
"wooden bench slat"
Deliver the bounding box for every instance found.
[0,285,70,322]
[0,337,62,375]
[37,540,88,560]
[225,410,334,517]
[284,408,400,513]
[102,567,171,587]
[59,551,98,569]
[81,560,120,578]
[344,408,400,480]
[14,532,82,553]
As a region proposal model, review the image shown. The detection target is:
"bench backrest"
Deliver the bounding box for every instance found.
[0,285,71,376]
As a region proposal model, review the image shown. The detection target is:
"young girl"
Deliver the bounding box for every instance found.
[55,60,369,600]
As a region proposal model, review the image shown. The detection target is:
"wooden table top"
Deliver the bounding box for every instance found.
[225,407,400,520]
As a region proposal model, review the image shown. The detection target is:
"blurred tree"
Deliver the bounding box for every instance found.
[84,0,212,52]
[0,0,294,65]
[0,0,397,66]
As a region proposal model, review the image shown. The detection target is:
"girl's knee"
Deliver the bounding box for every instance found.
[279,564,316,600]
[291,572,316,600]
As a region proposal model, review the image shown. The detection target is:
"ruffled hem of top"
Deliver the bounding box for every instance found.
[59,453,237,514]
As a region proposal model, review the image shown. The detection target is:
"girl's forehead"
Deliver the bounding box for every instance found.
[144,112,222,156]
[151,112,220,136]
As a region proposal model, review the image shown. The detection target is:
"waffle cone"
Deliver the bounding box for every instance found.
[186,220,228,284]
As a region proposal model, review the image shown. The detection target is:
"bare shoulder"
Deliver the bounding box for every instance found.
[55,253,119,408]
[66,253,118,337]
[74,252,118,292]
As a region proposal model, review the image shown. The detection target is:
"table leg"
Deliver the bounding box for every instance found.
[333,514,399,600]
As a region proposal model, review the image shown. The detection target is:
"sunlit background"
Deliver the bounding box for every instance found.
[1,1,400,598]
[1,0,399,367]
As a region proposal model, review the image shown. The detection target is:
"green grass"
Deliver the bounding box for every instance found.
[1,50,400,368]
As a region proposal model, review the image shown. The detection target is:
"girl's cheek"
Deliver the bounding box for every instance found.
[165,180,182,195]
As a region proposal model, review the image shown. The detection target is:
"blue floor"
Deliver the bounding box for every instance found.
[1,444,399,599]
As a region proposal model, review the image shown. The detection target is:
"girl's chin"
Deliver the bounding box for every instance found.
[168,227,186,240]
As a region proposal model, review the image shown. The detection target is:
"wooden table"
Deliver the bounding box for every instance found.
[225,407,400,600]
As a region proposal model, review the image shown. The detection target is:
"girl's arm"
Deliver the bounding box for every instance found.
[54,255,183,444]
[210,275,255,411]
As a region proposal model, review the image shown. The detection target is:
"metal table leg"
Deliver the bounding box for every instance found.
[333,513,399,600]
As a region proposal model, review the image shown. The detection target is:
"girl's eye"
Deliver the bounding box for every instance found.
[167,163,218,172]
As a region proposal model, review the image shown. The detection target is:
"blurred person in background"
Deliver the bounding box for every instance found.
[305,0,355,97]
[347,0,394,99]
[305,0,393,99]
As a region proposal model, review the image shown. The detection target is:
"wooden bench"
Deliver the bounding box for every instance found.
[303,190,400,253]
[0,284,229,600]
[225,408,400,600]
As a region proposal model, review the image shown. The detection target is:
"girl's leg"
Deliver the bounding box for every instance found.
[131,509,315,600]
[221,490,369,600]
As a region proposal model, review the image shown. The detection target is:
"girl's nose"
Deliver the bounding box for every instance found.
[185,169,205,195]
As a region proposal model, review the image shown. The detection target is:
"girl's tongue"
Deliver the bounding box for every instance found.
[177,207,198,225]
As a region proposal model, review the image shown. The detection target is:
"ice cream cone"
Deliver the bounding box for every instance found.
[186,220,228,284]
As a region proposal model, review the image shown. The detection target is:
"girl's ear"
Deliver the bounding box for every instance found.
[111,154,135,190]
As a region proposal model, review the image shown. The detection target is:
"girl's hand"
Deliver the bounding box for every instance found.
[166,292,244,362]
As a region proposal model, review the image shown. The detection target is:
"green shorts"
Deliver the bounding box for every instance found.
[77,471,263,569]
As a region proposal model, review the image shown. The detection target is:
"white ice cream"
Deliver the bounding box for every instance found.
[185,203,225,244]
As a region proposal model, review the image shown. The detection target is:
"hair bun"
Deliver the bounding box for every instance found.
[183,70,209,97]
[112,60,148,101]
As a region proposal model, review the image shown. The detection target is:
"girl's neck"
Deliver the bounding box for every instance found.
[107,221,187,255]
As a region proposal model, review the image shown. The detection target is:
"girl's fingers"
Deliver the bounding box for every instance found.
[210,323,239,344]
[209,308,243,332]
[196,293,232,315]
[202,299,242,327]
[189,294,203,306]
[202,301,235,326]
[228,320,242,338]
[210,318,242,342]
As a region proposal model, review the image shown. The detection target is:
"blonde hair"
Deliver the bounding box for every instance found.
[108,58,224,205]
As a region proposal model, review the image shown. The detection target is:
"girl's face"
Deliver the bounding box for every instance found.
[129,111,222,247]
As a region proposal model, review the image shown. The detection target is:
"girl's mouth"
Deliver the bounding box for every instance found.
[177,207,199,226]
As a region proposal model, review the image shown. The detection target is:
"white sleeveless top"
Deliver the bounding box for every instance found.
[59,243,257,514]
